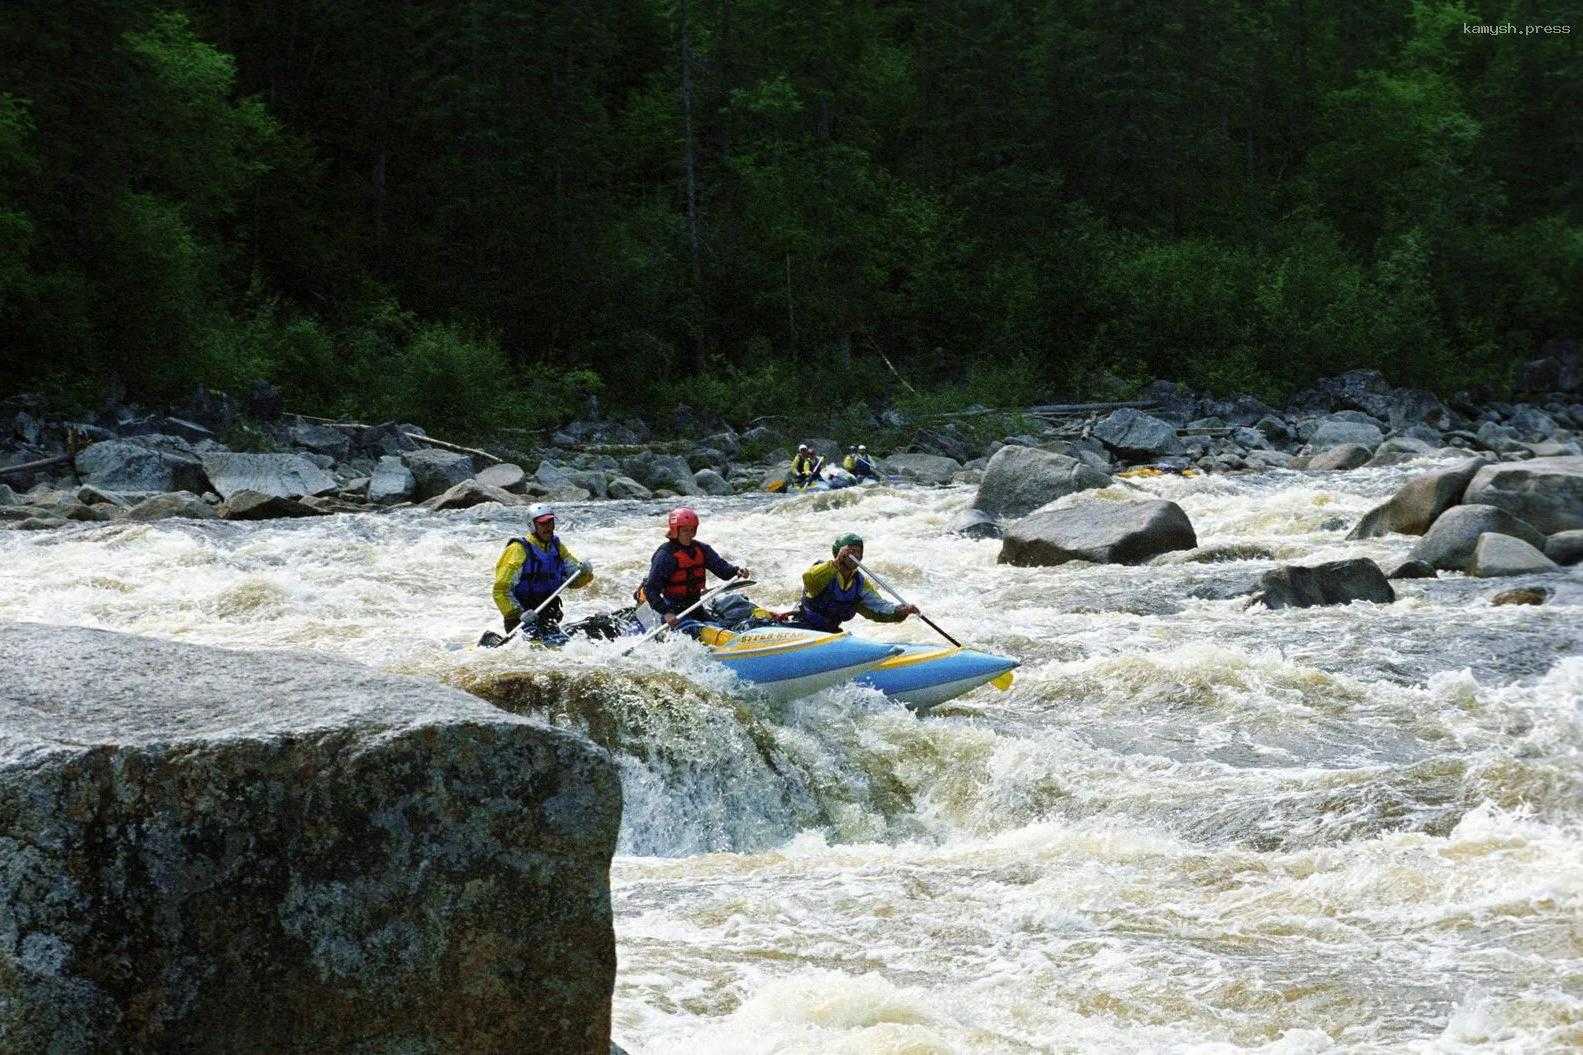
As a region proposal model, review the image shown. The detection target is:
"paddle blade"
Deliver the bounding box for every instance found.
[478,631,507,648]
[990,670,1015,691]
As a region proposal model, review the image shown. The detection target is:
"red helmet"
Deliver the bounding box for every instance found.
[666,507,700,538]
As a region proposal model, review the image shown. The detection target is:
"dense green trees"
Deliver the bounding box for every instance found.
[2,0,1578,431]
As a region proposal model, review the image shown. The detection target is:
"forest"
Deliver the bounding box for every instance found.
[1,0,1579,435]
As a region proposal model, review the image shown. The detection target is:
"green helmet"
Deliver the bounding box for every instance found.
[832,532,864,556]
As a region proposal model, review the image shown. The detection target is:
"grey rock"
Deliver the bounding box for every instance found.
[1307,416,1383,451]
[4,515,67,530]
[1544,530,1583,566]
[1461,456,1583,534]
[0,483,17,506]
[627,454,701,496]
[692,468,732,496]
[368,456,416,504]
[1527,439,1583,458]
[1384,558,1436,580]
[1247,558,1394,609]
[1408,504,1547,572]
[76,441,208,494]
[606,476,653,501]
[946,507,1003,539]
[1490,586,1550,606]
[999,499,1196,566]
[402,448,476,500]
[883,452,962,485]
[476,462,527,493]
[1507,407,1557,440]
[1231,426,1270,450]
[287,421,353,460]
[244,378,284,420]
[1346,458,1487,539]
[1244,450,1296,470]
[357,422,426,457]
[1368,437,1435,465]
[739,425,781,449]
[700,431,741,458]
[1255,415,1293,444]
[687,448,730,473]
[201,453,338,501]
[1091,408,1185,461]
[74,485,131,508]
[421,480,521,511]
[1309,444,1372,471]
[218,489,327,520]
[1470,532,1560,577]
[1475,420,1526,453]
[0,623,619,1054]
[1150,541,1276,565]
[124,491,219,522]
[122,415,215,443]
[973,446,1112,518]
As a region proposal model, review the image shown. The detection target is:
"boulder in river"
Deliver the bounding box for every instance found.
[201,452,339,501]
[1307,415,1383,451]
[123,491,219,522]
[75,440,208,494]
[474,462,527,493]
[1490,586,1550,606]
[1460,455,1583,534]
[606,475,653,501]
[1308,444,1372,471]
[0,623,620,1054]
[402,448,475,500]
[1544,530,1583,566]
[368,455,417,504]
[421,479,520,511]
[973,445,1112,518]
[219,489,328,520]
[1469,533,1560,578]
[1346,458,1487,539]
[998,499,1196,566]
[1407,504,1547,572]
[946,507,1003,539]
[1090,408,1185,461]
[883,452,962,485]
[692,468,732,495]
[1247,558,1395,610]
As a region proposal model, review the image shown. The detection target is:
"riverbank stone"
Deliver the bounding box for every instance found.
[201,452,339,501]
[1461,455,1583,534]
[883,452,962,485]
[76,440,208,494]
[123,491,219,522]
[999,499,1196,566]
[1544,530,1583,566]
[1407,504,1547,572]
[1346,458,1488,539]
[0,622,620,1054]
[1470,533,1560,577]
[368,455,417,504]
[973,445,1112,518]
[1091,408,1184,461]
[1309,444,1372,470]
[402,448,475,500]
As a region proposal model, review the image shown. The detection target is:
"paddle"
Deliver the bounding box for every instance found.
[852,558,962,648]
[616,576,756,656]
[478,561,587,648]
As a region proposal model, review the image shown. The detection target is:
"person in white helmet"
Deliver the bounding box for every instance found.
[491,503,593,644]
[791,443,821,487]
[842,444,877,480]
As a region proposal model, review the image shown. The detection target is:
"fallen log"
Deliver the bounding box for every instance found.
[0,453,72,478]
[291,415,503,464]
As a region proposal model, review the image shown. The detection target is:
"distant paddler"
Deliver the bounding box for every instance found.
[791,444,822,488]
[490,503,593,646]
[842,445,879,481]
[786,533,918,633]
[637,507,751,635]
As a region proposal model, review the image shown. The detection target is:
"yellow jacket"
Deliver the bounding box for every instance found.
[492,535,593,618]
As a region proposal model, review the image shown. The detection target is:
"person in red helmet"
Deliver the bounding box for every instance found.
[640,507,750,629]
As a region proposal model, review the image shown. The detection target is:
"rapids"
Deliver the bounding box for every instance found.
[3,458,1580,1053]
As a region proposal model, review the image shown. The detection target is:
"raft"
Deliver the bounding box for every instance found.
[854,643,1018,712]
[697,625,903,702]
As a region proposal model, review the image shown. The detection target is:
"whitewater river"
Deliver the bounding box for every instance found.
[3,460,1580,1053]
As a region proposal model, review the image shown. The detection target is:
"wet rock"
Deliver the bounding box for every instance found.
[475,462,527,493]
[0,623,620,1054]
[1150,542,1277,564]
[298,495,366,515]
[1461,456,1583,534]
[946,507,1003,539]
[999,499,1196,567]
[692,468,732,496]
[1091,408,1185,461]
[219,489,327,520]
[287,421,353,460]
[75,485,131,508]
[1470,533,1560,577]
[606,476,653,501]
[1244,449,1296,470]
[1491,586,1550,606]
[1246,558,1394,610]
[402,448,475,500]
[1507,406,1557,440]
[1346,458,1488,540]
[76,440,208,494]
[62,502,120,523]
[973,446,1112,518]
[1309,443,1372,471]
[1137,380,1199,422]
[421,480,521,511]
[739,425,781,449]
[1544,530,1583,566]
[357,422,426,458]
[883,452,962,485]
[4,515,67,530]
[701,431,741,458]
[1384,558,1436,580]
[368,455,416,504]
[201,452,338,502]
[1407,504,1547,572]
[686,448,729,473]
[1307,416,1383,451]
[124,491,219,522]
[622,453,701,496]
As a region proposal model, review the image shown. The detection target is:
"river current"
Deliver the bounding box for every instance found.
[3,458,1580,1053]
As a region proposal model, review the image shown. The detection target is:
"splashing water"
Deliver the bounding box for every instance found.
[3,459,1580,1053]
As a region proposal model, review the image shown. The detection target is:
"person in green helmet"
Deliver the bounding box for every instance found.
[790,532,918,632]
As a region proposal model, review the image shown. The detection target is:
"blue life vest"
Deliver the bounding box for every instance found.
[797,566,864,631]
[509,535,568,610]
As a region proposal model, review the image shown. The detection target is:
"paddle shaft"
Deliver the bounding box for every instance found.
[852,558,962,648]
[492,562,585,646]
[617,576,755,655]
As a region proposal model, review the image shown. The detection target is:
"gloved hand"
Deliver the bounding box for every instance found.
[736,566,752,580]
[576,560,593,576]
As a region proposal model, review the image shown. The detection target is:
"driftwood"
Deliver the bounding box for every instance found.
[0,453,72,479]
[920,399,1157,422]
[292,414,502,464]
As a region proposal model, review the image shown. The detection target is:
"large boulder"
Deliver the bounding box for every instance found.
[368,455,417,504]
[421,480,520,511]
[219,489,327,520]
[1407,504,1547,572]
[0,623,619,1054]
[620,453,701,496]
[1469,533,1560,578]
[998,499,1196,566]
[475,462,527,493]
[1091,408,1184,461]
[75,441,208,494]
[287,421,353,460]
[883,452,962,485]
[692,468,732,496]
[1307,416,1383,451]
[201,452,339,501]
[1346,458,1487,539]
[946,507,1003,540]
[973,446,1112,518]
[1308,444,1372,471]
[401,448,476,500]
[1247,558,1395,610]
[1461,456,1583,534]
[606,476,653,501]
[1544,530,1583,566]
[123,492,219,522]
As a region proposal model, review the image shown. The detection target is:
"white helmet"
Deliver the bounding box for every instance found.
[857,445,867,452]
[527,503,554,524]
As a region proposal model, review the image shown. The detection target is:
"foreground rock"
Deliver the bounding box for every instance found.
[368,454,417,504]
[1470,533,1560,577]
[1408,504,1547,572]
[1491,587,1550,606]
[124,491,218,522]
[219,489,328,520]
[883,452,962,485]
[1346,458,1486,539]
[1247,558,1395,609]
[999,499,1196,566]
[0,623,619,1054]
[1461,456,1583,534]
[201,452,338,501]
[1308,443,1372,471]
[946,507,1003,539]
[973,445,1111,518]
[402,448,476,500]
